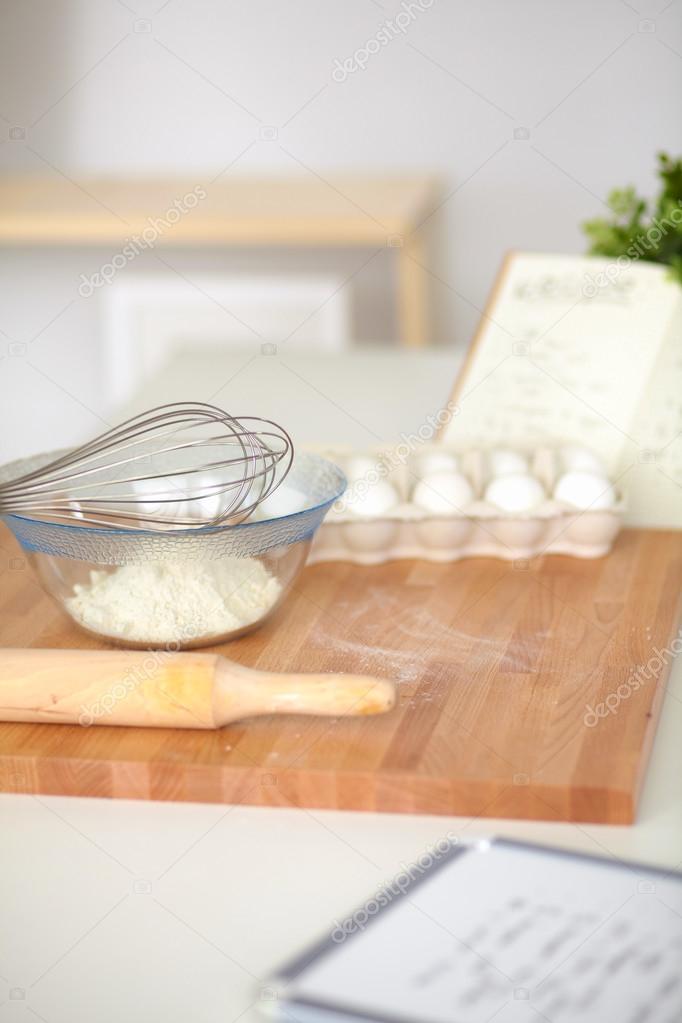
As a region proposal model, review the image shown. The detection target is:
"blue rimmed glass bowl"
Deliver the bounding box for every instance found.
[0,450,346,650]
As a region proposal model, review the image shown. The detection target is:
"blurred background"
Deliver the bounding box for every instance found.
[0,0,681,459]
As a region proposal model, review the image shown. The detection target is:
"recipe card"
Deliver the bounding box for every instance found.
[268,839,682,1023]
[441,252,682,525]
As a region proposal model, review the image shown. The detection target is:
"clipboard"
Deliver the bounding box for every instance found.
[267,838,682,1022]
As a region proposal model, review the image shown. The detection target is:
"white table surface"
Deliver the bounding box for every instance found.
[2,348,681,1023]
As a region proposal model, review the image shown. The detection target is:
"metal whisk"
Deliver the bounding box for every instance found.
[0,402,294,530]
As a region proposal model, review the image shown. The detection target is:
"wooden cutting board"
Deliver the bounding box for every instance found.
[0,525,680,823]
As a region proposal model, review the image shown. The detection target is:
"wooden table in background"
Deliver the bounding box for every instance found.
[0,175,439,347]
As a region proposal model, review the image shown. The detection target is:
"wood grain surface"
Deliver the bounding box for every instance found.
[0,524,680,822]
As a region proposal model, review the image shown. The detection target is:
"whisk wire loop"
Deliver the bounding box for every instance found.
[0,402,294,530]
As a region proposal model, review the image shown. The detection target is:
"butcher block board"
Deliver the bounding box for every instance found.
[0,525,681,823]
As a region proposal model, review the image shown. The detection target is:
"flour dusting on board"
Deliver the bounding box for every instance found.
[308,587,507,685]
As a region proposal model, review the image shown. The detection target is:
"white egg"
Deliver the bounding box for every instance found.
[488,448,528,476]
[412,471,474,514]
[67,499,85,520]
[347,479,399,517]
[183,472,232,522]
[560,445,605,474]
[553,471,616,510]
[345,455,381,482]
[254,485,308,520]
[415,451,459,475]
[131,477,164,516]
[132,476,223,521]
[484,473,545,512]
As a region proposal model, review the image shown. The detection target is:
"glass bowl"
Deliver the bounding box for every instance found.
[0,451,346,650]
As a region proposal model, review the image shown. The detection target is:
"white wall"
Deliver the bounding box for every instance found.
[0,0,681,456]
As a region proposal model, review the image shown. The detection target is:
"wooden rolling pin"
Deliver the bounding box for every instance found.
[0,649,395,729]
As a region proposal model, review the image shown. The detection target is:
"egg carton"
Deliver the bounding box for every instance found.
[304,443,624,565]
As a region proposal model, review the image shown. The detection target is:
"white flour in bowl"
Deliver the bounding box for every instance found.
[66,558,282,643]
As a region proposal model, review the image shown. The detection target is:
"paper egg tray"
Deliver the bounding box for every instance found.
[305,444,624,565]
